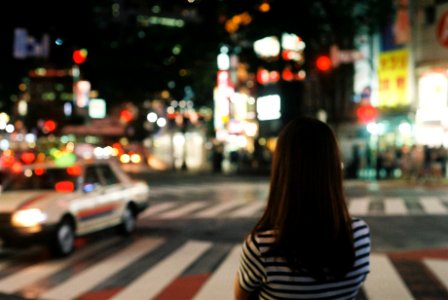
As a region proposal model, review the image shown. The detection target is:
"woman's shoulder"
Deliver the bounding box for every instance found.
[248,229,276,240]
[351,217,369,228]
[246,229,277,247]
[350,217,371,240]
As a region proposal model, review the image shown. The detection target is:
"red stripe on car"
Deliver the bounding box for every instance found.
[17,193,51,210]
[77,204,118,219]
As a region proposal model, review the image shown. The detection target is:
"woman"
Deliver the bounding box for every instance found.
[234,117,371,300]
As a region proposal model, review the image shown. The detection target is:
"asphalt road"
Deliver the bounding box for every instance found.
[0,171,446,299]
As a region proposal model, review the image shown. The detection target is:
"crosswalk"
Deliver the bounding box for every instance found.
[41,238,165,300]
[348,196,448,216]
[0,237,446,300]
[364,254,414,299]
[147,182,448,217]
[141,197,448,220]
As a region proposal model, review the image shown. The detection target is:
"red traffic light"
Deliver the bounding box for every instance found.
[119,109,134,123]
[356,103,378,124]
[42,120,57,133]
[73,49,88,64]
[316,55,332,71]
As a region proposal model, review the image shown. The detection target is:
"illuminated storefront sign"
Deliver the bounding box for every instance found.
[213,87,231,130]
[217,71,230,88]
[415,126,448,147]
[217,47,230,71]
[377,48,409,107]
[88,98,106,119]
[253,36,280,58]
[418,71,448,109]
[281,33,305,62]
[74,80,91,108]
[415,70,448,146]
[257,94,281,121]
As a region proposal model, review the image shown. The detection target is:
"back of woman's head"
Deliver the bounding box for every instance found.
[269,117,345,221]
[274,117,342,193]
[255,117,354,278]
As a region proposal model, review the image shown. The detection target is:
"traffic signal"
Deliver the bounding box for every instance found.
[316,55,332,71]
[42,119,57,133]
[356,102,378,124]
[73,49,88,64]
[119,109,134,123]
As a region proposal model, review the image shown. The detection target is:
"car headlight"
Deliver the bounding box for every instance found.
[12,208,47,227]
[130,153,141,164]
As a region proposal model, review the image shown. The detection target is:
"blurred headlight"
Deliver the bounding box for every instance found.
[12,208,47,227]
[130,153,141,164]
[120,154,130,164]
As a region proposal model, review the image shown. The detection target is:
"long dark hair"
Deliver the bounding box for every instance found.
[252,117,355,279]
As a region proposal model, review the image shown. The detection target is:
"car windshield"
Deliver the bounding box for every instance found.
[2,167,79,191]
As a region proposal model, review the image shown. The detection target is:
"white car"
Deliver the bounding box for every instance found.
[0,158,150,257]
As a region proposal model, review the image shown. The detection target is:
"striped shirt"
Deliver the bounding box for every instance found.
[237,218,371,299]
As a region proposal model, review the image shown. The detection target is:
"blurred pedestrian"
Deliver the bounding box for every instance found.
[383,147,396,179]
[234,117,371,300]
[211,143,224,173]
[375,150,384,180]
[346,144,361,179]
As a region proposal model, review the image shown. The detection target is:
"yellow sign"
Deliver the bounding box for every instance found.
[377,49,409,107]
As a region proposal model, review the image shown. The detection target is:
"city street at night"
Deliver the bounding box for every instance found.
[0,171,446,299]
[2,0,448,299]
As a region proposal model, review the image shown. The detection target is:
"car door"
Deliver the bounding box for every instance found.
[75,165,105,234]
[94,163,127,227]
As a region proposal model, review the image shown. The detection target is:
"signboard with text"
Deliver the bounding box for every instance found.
[377,48,409,108]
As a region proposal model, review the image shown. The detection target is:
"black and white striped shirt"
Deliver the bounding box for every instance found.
[238,218,371,299]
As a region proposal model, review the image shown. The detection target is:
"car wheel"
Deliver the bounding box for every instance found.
[51,219,75,257]
[119,205,136,235]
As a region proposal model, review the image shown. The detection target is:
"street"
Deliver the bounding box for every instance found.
[0,171,447,299]
[2,1,448,299]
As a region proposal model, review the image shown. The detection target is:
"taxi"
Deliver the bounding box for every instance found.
[0,158,150,257]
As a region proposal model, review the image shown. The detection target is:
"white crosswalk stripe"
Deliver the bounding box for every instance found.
[419,197,448,214]
[363,254,414,300]
[156,201,210,219]
[193,245,241,300]
[348,197,370,216]
[229,200,266,218]
[40,238,164,300]
[110,240,212,300]
[193,200,243,218]
[423,259,448,290]
[139,201,178,218]
[0,237,120,294]
[384,197,409,215]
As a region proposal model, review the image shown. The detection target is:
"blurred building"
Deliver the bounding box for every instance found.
[212,33,309,172]
[413,0,448,147]
[348,0,448,179]
[13,63,79,135]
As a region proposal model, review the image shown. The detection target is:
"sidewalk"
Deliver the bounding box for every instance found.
[345,177,448,189]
